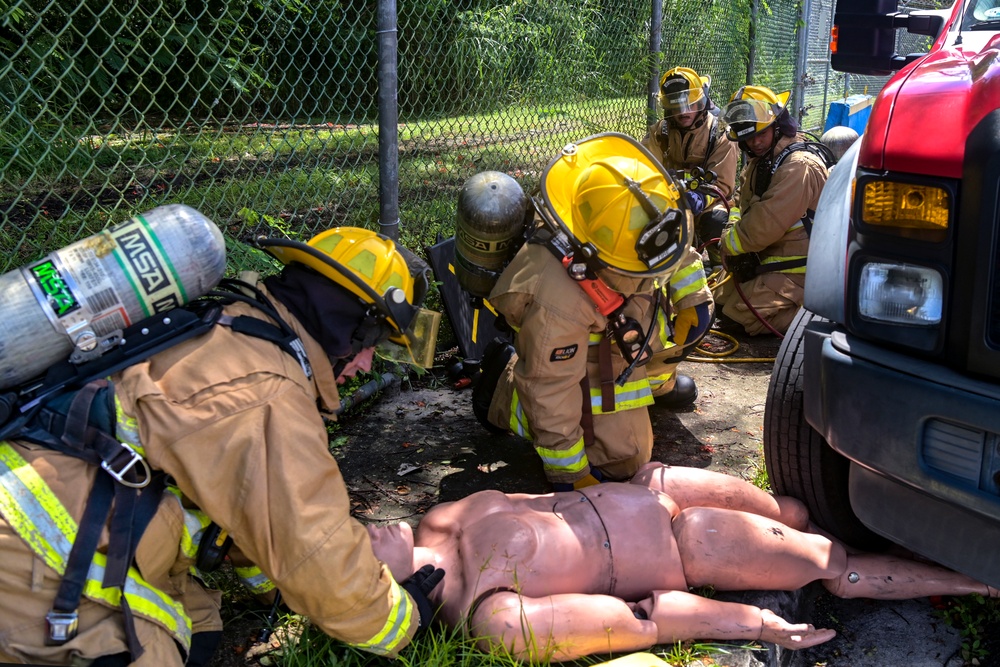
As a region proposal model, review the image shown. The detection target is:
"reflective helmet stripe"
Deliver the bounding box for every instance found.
[0,442,193,648]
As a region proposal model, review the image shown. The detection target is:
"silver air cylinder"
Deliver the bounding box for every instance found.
[0,204,226,389]
[454,171,529,298]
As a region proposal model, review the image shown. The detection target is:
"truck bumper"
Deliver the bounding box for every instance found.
[803,324,1000,587]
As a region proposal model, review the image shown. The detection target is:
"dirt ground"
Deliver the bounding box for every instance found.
[209,330,991,667]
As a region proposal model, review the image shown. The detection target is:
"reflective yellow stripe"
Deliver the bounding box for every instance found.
[761,255,808,273]
[587,379,654,414]
[588,333,605,345]
[233,565,276,594]
[165,487,212,561]
[508,390,534,439]
[535,437,589,474]
[114,393,144,457]
[646,370,674,392]
[349,578,416,655]
[668,260,707,304]
[656,306,674,348]
[0,443,192,648]
[722,225,744,255]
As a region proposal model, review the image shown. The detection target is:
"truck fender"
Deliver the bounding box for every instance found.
[804,136,863,323]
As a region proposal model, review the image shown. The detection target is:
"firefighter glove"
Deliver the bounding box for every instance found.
[683,190,706,217]
[672,302,710,346]
[553,467,604,492]
[401,564,445,631]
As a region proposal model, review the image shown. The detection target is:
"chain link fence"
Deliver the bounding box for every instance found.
[2,0,930,277]
[800,0,954,135]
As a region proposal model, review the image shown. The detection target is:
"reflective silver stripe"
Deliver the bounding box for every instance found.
[535,438,588,473]
[0,443,192,647]
[350,578,415,655]
[234,565,276,594]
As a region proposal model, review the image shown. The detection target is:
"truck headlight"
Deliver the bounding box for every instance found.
[857,262,942,325]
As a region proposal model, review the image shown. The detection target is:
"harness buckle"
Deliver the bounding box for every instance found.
[45,610,79,644]
[101,442,151,488]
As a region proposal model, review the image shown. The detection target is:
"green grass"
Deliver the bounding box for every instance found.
[252,616,752,667]
[1,95,648,275]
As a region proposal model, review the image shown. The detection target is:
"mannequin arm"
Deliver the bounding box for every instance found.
[468,590,658,662]
[633,590,836,650]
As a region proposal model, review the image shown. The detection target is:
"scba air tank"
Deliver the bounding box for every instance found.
[454,170,530,298]
[0,204,227,389]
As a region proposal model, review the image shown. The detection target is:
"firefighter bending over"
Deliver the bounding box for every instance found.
[0,227,444,665]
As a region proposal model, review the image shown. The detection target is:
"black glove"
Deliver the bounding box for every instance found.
[401,564,445,631]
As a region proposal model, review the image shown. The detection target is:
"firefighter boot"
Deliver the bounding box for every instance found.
[656,373,698,409]
[472,337,515,434]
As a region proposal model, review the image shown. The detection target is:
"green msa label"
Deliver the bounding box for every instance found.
[31,260,80,317]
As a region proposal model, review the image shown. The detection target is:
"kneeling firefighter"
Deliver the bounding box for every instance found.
[0,210,444,666]
[465,133,714,491]
[714,86,832,336]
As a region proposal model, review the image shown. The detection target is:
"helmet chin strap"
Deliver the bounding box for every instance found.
[332,308,393,377]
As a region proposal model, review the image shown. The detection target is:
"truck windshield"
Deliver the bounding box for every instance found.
[962,0,1000,29]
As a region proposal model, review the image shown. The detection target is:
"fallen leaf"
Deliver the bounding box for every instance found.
[397,463,421,475]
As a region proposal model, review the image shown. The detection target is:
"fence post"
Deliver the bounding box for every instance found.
[793,0,813,123]
[647,0,663,127]
[377,0,401,241]
[747,0,758,84]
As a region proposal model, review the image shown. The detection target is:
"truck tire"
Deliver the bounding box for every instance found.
[764,307,887,550]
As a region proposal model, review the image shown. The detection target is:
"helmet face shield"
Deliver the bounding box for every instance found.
[722,98,777,141]
[375,307,441,369]
[659,87,708,116]
[657,67,711,116]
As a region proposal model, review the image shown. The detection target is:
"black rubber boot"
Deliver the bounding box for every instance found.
[656,373,698,409]
[472,338,515,434]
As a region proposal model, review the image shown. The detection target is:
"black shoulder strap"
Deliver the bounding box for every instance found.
[702,117,720,171]
[771,141,836,174]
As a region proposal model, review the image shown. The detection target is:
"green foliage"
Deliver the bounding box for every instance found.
[936,594,1000,664]
[258,615,740,667]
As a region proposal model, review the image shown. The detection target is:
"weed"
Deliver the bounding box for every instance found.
[935,594,1000,664]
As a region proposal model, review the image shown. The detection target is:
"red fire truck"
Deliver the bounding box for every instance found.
[764,0,1000,588]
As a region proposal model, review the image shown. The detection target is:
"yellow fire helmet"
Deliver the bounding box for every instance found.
[540,132,690,277]
[721,85,792,141]
[657,66,711,116]
[256,227,440,368]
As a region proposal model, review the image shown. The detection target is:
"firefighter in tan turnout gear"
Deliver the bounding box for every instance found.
[0,226,444,666]
[716,85,831,335]
[642,66,738,267]
[473,133,714,491]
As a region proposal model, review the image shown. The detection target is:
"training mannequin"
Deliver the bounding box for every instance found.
[367,463,997,662]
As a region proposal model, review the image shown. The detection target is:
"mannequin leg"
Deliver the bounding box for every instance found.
[672,506,845,591]
[822,554,997,600]
[633,463,809,530]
